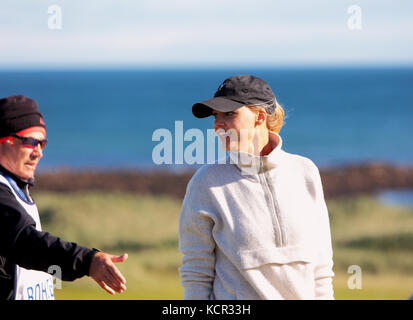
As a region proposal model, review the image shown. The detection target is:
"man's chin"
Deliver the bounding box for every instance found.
[20,168,36,180]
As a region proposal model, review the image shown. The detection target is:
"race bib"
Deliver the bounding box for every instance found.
[15,266,55,300]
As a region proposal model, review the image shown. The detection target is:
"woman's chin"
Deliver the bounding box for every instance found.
[225,144,243,153]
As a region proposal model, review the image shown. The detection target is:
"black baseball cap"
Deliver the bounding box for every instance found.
[192,75,277,118]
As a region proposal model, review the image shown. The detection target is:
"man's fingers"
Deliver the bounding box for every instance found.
[102,271,126,294]
[111,253,128,263]
[102,271,121,292]
[108,264,126,285]
[90,252,128,294]
[98,280,115,295]
[108,254,127,287]
[109,270,127,292]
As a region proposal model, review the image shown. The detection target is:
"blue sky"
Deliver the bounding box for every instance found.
[1,0,412,68]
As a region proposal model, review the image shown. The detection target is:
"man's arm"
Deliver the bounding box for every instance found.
[0,184,127,294]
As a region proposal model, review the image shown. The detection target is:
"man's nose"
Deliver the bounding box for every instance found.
[32,144,43,158]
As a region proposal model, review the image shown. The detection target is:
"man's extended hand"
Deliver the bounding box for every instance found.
[89,252,128,295]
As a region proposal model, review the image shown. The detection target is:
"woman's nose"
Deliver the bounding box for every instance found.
[214,115,225,129]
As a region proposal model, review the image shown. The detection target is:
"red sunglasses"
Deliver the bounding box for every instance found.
[11,134,48,149]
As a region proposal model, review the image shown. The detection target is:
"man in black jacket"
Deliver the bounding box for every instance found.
[0,95,128,300]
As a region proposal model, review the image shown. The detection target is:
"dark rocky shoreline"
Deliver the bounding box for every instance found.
[33,163,413,200]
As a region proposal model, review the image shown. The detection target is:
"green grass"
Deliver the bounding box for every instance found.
[328,196,413,276]
[333,272,413,300]
[54,252,183,300]
[32,191,413,300]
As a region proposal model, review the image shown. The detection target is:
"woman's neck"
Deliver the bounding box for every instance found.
[259,131,279,156]
[237,128,279,156]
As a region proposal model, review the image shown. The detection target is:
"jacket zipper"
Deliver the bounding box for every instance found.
[259,158,284,247]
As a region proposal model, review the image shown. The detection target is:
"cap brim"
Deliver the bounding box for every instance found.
[192,97,245,118]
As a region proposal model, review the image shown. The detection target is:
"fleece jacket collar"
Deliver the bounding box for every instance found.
[228,132,285,173]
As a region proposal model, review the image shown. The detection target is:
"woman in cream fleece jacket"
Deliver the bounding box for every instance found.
[179,75,334,300]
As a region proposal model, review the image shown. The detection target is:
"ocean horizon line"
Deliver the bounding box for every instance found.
[1,64,413,73]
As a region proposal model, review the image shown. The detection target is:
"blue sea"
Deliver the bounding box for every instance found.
[0,67,412,171]
[378,189,413,208]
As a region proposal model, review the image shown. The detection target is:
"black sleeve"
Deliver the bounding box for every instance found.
[0,184,97,281]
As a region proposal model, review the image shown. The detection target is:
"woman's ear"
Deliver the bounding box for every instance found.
[256,110,266,126]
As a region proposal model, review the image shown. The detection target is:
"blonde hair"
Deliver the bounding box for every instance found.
[247,101,285,133]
